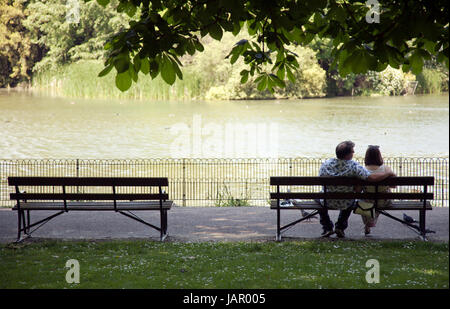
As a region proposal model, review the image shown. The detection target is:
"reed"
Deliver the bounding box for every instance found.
[32,60,205,100]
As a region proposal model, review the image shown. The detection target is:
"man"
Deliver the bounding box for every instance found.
[318,141,395,238]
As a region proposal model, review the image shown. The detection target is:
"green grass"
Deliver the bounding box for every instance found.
[1,240,448,289]
[32,60,205,100]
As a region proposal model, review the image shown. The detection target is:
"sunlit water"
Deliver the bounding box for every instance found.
[0,90,448,159]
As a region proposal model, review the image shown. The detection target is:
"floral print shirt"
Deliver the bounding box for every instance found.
[319,158,371,209]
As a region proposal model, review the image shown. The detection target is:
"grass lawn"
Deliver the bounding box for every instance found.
[0,239,448,289]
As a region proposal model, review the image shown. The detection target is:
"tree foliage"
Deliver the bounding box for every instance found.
[91,0,449,92]
[200,33,326,99]
[24,0,129,73]
[0,0,39,87]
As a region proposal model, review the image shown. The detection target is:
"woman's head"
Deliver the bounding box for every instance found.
[365,145,383,166]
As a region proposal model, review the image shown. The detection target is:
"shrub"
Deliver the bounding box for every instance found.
[416,68,448,94]
[366,66,407,96]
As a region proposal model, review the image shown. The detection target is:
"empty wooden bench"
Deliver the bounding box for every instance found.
[270,176,434,241]
[8,177,173,242]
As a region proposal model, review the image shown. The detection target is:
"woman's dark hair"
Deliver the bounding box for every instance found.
[364,145,384,166]
[336,141,355,159]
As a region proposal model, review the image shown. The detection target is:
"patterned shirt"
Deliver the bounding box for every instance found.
[319,158,371,209]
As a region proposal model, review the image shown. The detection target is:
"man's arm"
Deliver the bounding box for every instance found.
[367,171,395,182]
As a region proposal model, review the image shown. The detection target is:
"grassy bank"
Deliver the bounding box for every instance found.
[32,60,205,100]
[1,240,448,289]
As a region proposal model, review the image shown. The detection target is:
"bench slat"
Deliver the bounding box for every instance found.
[270,200,432,210]
[12,201,173,211]
[10,193,169,201]
[270,176,434,186]
[270,192,434,200]
[270,200,322,210]
[8,177,169,187]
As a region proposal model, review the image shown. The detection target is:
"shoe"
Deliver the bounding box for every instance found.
[321,229,335,237]
[364,226,371,235]
[335,228,345,238]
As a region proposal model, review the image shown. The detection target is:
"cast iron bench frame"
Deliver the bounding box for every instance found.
[8,177,173,242]
[270,176,434,241]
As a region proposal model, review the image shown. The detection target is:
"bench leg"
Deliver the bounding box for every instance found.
[276,207,281,241]
[160,210,168,241]
[26,210,31,235]
[17,210,22,242]
[21,211,26,236]
[21,210,30,236]
[276,231,282,242]
[419,209,427,241]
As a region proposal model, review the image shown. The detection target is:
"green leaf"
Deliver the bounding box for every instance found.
[286,67,295,83]
[350,50,369,74]
[410,51,423,75]
[96,0,110,7]
[170,57,183,79]
[133,55,141,72]
[140,57,150,74]
[98,64,113,77]
[124,2,137,17]
[209,23,223,41]
[230,52,240,64]
[161,55,176,85]
[254,75,264,83]
[114,58,129,74]
[256,75,267,91]
[186,41,196,55]
[437,51,446,63]
[424,40,437,54]
[115,71,132,92]
[150,61,159,79]
[104,41,113,50]
[194,40,204,52]
[402,63,411,73]
[270,74,286,88]
[240,71,249,83]
[232,21,242,36]
[129,65,138,83]
[375,62,388,72]
[276,65,285,80]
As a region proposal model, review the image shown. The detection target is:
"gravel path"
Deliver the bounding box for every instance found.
[0,206,448,243]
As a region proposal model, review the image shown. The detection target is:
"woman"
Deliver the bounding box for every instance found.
[356,145,396,235]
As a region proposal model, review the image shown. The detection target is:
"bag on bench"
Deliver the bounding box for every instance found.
[354,201,376,219]
[354,200,392,219]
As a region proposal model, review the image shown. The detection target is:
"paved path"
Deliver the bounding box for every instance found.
[0,206,448,243]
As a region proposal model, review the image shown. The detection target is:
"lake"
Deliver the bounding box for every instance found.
[0,91,448,159]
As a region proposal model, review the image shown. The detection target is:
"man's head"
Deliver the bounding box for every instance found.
[335,141,355,160]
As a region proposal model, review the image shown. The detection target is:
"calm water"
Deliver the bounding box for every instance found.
[0,91,448,159]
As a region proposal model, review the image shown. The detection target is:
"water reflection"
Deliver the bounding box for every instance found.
[0,91,448,158]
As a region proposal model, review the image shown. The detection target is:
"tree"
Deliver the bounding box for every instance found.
[24,0,129,73]
[91,0,449,92]
[0,0,40,87]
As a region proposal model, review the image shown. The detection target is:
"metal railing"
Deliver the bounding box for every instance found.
[0,157,448,207]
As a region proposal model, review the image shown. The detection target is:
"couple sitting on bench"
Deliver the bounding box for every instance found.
[318,141,396,238]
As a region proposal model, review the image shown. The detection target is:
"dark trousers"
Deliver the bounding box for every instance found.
[318,202,354,231]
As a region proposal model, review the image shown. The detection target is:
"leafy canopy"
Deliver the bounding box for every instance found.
[89,0,449,92]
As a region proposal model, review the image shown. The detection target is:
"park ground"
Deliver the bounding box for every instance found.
[0,206,448,289]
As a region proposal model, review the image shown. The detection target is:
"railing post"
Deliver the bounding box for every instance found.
[182,158,186,207]
[76,159,80,194]
[289,158,292,177]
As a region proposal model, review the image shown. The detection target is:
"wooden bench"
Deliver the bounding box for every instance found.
[8,177,173,242]
[270,176,434,241]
